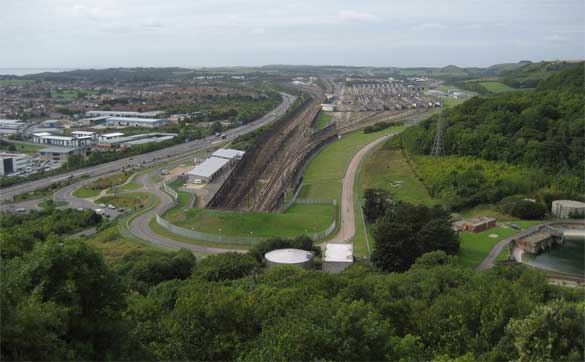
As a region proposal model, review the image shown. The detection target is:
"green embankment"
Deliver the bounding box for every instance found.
[163,203,336,239]
[96,192,150,209]
[313,112,332,129]
[73,173,130,198]
[478,81,516,93]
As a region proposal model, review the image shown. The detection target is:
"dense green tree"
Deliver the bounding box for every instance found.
[372,203,458,272]
[194,252,259,282]
[363,188,393,223]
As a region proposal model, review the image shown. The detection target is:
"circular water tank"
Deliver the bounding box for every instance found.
[552,200,585,219]
[264,248,313,269]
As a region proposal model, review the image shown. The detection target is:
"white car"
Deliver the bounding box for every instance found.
[99,203,106,208]
[108,205,116,209]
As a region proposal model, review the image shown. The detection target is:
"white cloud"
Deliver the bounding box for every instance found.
[337,10,379,23]
[412,23,447,31]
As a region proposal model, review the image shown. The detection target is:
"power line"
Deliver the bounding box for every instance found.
[431,113,444,157]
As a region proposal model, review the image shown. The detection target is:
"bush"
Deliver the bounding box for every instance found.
[194,253,259,282]
[502,200,547,219]
[364,121,392,134]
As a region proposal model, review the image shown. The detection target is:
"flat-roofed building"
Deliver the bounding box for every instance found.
[323,243,353,274]
[321,103,337,112]
[105,117,167,128]
[211,148,245,163]
[86,110,164,118]
[38,146,85,162]
[453,217,496,233]
[98,132,125,143]
[71,131,97,140]
[0,152,32,175]
[33,133,93,147]
[186,156,230,183]
[0,119,26,135]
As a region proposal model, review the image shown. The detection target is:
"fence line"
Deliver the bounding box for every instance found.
[161,182,178,200]
[155,214,337,245]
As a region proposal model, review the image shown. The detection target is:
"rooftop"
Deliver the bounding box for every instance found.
[71,131,96,135]
[324,243,353,262]
[212,148,245,160]
[186,156,230,178]
[106,117,166,123]
[101,132,125,137]
[265,248,313,264]
[0,152,29,158]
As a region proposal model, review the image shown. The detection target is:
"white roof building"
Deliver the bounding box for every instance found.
[105,117,167,128]
[323,243,353,274]
[211,148,245,160]
[264,249,314,269]
[186,156,230,182]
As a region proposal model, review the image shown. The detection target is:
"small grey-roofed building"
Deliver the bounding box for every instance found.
[323,243,353,274]
[38,146,85,162]
[186,156,230,183]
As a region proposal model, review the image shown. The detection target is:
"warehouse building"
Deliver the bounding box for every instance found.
[0,152,32,176]
[211,148,245,163]
[323,243,353,273]
[33,133,93,147]
[0,119,26,135]
[71,131,97,140]
[552,200,585,219]
[105,117,167,128]
[321,103,337,112]
[38,146,85,162]
[186,156,230,183]
[265,249,314,269]
[98,132,125,143]
[86,110,164,118]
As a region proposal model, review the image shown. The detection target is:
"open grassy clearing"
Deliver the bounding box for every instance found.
[313,112,333,129]
[5,143,44,154]
[163,203,336,239]
[300,126,406,201]
[457,226,519,269]
[361,146,439,207]
[478,81,516,93]
[96,192,150,209]
[73,173,130,198]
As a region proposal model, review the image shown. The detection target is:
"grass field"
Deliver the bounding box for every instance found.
[96,192,150,209]
[163,203,336,239]
[8,143,44,154]
[73,173,130,198]
[478,81,516,93]
[457,226,519,269]
[300,126,406,201]
[361,147,439,207]
[313,112,333,129]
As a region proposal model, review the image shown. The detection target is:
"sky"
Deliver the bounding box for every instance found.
[0,0,583,69]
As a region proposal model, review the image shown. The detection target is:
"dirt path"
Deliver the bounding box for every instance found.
[326,134,393,243]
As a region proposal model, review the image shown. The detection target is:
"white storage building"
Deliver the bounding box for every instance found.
[322,243,353,274]
[186,156,230,183]
[212,148,245,163]
[86,110,164,118]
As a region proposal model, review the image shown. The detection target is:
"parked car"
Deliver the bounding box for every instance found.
[108,205,116,209]
[99,203,106,208]
[15,208,26,213]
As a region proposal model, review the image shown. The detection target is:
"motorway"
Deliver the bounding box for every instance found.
[0,92,295,202]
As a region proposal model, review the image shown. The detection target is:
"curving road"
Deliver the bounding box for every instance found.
[0,93,295,202]
[326,134,393,244]
[126,170,243,254]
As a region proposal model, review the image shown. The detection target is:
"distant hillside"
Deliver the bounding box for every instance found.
[402,63,585,197]
[20,67,197,82]
[500,61,580,88]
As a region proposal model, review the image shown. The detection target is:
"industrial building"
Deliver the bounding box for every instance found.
[264,249,314,269]
[211,148,245,163]
[0,119,26,135]
[323,243,353,273]
[185,156,230,183]
[98,132,125,143]
[552,200,585,219]
[0,152,32,176]
[453,217,496,233]
[105,117,168,128]
[86,110,164,118]
[71,131,97,140]
[38,146,85,162]
[32,133,93,147]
